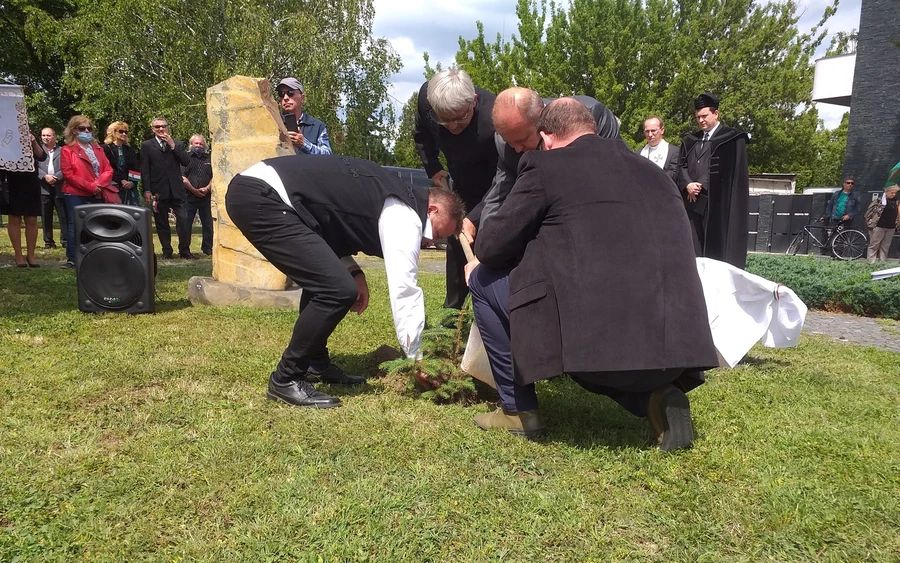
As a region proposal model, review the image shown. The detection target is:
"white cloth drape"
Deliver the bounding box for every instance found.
[696,258,807,368]
[0,85,35,173]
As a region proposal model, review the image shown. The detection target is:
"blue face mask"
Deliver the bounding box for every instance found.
[190,146,205,155]
[77,132,93,143]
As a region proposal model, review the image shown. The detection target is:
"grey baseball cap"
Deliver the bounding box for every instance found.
[276,77,304,94]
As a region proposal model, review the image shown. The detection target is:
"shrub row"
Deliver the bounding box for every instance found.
[746,254,900,319]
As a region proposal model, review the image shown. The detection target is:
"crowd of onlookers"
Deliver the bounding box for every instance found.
[1,115,213,267]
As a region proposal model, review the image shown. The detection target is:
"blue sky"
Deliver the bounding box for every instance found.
[372,0,861,129]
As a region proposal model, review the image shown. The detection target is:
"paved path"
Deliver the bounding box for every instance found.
[803,310,900,354]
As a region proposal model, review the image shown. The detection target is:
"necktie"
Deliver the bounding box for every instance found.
[700,132,709,152]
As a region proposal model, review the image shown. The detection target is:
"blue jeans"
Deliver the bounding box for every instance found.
[64,194,98,263]
[185,196,213,254]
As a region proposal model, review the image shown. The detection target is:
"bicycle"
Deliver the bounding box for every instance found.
[785,223,867,260]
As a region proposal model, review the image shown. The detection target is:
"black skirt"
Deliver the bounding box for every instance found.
[3,171,42,217]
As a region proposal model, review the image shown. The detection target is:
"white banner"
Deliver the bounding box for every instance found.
[0,85,35,173]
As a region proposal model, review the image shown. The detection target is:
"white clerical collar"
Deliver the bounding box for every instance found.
[423,216,433,240]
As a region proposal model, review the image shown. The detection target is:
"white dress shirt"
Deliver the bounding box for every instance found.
[240,162,428,359]
[639,139,670,169]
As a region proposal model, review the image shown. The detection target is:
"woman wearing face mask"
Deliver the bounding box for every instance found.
[59,115,114,268]
[102,121,141,206]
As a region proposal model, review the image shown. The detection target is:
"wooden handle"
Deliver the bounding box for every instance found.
[457,232,475,262]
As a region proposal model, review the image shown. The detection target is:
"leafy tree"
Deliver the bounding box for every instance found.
[2,0,400,162]
[392,92,423,168]
[808,112,849,187]
[441,0,838,181]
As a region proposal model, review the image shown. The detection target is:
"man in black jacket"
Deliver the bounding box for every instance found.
[413,68,498,308]
[469,99,717,451]
[226,155,465,408]
[141,117,191,259]
[676,93,750,269]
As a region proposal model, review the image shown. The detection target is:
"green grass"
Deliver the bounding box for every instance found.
[1,242,899,561]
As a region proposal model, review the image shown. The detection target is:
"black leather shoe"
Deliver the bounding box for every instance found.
[306,364,365,385]
[266,376,341,408]
[45,242,56,249]
[161,252,173,259]
[180,252,197,260]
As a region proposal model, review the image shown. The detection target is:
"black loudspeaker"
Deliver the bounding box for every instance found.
[75,204,155,313]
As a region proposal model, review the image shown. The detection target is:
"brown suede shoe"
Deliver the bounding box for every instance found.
[648,385,694,452]
[473,408,546,439]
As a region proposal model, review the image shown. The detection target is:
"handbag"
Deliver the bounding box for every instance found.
[864,199,883,230]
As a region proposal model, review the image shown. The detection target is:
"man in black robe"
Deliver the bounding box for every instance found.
[469,99,718,451]
[413,68,498,308]
[677,92,750,269]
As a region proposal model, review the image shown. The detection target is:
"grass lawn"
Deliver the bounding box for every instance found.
[1,240,899,561]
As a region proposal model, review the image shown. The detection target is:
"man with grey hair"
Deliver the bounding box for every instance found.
[141,117,191,259]
[413,67,498,308]
[181,134,214,256]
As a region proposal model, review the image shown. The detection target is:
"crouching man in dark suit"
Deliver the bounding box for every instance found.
[226,155,465,408]
[469,99,718,450]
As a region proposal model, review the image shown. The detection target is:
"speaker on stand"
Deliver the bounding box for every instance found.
[75,204,155,313]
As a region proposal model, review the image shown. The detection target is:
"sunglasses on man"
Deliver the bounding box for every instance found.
[277,89,298,99]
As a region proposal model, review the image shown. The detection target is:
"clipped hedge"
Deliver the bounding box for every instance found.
[746,254,900,319]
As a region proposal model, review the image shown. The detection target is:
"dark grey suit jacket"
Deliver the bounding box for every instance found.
[140,138,189,200]
[36,145,64,197]
[477,134,718,385]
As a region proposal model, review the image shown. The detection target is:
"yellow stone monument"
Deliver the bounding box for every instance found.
[188,76,301,308]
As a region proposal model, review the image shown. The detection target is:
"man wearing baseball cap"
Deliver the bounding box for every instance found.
[276,77,332,155]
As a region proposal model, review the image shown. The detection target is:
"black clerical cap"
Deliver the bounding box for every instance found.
[694,92,719,110]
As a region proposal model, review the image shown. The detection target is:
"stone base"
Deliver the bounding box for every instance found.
[188,276,300,309]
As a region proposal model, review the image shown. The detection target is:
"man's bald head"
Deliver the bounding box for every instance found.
[492,87,545,153]
[537,98,598,150]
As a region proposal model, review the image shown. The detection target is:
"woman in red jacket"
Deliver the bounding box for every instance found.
[60,115,114,268]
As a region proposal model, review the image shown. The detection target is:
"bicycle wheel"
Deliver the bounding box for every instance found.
[786,231,806,256]
[831,229,867,260]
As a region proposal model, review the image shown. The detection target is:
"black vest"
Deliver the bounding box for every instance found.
[263,155,430,258]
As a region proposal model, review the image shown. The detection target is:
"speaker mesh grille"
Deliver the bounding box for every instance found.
[79,246,147,309]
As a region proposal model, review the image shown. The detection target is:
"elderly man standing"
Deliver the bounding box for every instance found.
[276,78,332,156]
[821,178,862,227]
[636,116,679,182]
[182,134,214,256]
[141,117,192,259]
[676,93,750,268]
[468,99,717,451]
[37,127,65,249]
[413,68,498,309]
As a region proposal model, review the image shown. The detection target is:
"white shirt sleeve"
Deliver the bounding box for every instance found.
[378,196,426,359]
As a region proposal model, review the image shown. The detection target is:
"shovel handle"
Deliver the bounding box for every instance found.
[457,232,476,263]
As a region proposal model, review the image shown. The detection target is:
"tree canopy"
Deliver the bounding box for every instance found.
[396,0,847,188]
[2,0,399,158]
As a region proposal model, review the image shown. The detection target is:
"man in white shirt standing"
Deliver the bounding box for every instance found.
[225,155,465,408]
[636,116,679,182]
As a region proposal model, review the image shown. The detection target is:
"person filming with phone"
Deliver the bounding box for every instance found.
[276,78,332,156]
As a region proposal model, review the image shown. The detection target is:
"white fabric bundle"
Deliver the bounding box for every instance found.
[0,85,35,173]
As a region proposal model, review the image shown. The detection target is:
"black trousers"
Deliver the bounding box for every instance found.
[225,176,357,382]
[443,232,469,309]
[40,193,66,245]
[153,198,190,256]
